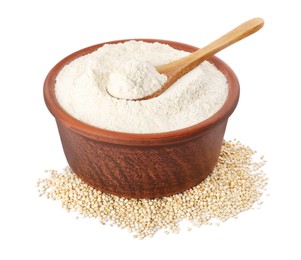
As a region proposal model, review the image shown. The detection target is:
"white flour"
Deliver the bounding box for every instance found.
[106,59,167,100]
[55,40,229,133]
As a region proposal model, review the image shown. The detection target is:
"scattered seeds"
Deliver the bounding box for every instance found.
[37,140,268,238]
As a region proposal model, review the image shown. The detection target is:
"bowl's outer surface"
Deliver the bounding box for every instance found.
[55,119,228,198]
[44,39,240,199]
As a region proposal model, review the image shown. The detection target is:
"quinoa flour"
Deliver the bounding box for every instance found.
[55,40,228,133]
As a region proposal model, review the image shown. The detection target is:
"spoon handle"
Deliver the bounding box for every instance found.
[157,18,264,78]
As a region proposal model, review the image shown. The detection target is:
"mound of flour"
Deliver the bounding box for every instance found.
[55,40,228,133]
[106,59,167,100]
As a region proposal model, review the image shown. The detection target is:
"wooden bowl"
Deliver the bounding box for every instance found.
[43,39,240,199]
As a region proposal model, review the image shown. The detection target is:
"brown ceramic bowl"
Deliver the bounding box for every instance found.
[44,39,240,199]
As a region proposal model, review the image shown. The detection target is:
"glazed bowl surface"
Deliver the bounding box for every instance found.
[43,39,240,199]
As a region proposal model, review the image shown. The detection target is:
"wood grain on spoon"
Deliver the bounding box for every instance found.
[138,17,264,100]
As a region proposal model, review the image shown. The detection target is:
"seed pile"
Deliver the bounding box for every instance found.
[37,140,268,239]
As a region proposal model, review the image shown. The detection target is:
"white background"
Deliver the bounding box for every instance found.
[1,0,300,259]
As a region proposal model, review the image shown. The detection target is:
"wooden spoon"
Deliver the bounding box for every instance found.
[138,17,264,100]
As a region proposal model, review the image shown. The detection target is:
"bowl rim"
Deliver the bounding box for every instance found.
[43,38,240,146]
